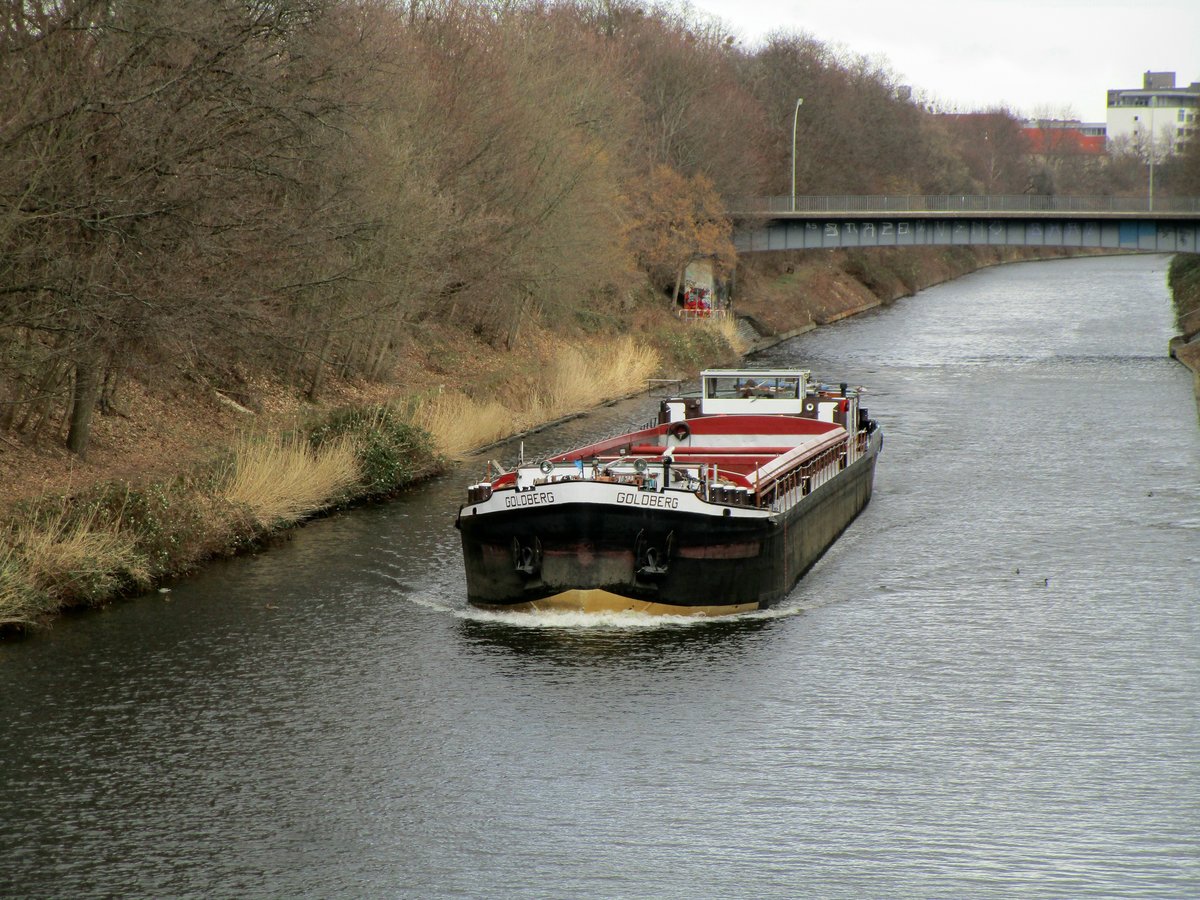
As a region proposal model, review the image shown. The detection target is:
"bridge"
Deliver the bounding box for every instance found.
[730,195,1200,253]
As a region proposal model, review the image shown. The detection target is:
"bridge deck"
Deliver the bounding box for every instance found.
[730,196,1200,253]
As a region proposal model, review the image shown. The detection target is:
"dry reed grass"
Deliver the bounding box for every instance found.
[703,315,750,355]
[223,433,360,526]
[414,392,514,459]
[0,507,148,626]
[0,549,26,627]
[416,337,660,458]
[533,337,660,420]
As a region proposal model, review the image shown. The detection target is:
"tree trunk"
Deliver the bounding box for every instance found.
[306,330,334,402]
[99,359,125,415]
[366,320,394,381]
[672,265,686,307]
[0,388,12,434]
[17,361,66,436]
[505,292,533,350]
[66,354,103,457]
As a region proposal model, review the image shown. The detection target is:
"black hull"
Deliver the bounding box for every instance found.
[458,431,880,614]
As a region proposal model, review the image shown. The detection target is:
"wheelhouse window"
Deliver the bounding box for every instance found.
[704,375,802,400]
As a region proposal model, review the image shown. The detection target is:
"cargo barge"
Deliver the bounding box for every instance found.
[455,368,882,616]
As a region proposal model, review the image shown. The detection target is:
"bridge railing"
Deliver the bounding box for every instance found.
[728,195,1200,215]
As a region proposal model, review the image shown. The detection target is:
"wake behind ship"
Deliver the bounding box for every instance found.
[455,368,882,616]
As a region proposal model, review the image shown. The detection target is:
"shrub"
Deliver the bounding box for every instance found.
[72,479,228,579]
[1168,254,1200,326]
[309,405,442,495]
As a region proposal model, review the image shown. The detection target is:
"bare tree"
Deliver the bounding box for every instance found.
[936,108,1030,194]
[0,0,360,454]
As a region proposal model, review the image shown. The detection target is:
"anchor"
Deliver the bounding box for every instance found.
[512,536,543,577]
[634,529,674,579]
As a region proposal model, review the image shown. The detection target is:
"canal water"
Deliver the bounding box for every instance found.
[2,255,1198,898]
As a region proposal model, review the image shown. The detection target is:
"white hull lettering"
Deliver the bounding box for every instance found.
[504,491,555,509]
[615,491,679,510]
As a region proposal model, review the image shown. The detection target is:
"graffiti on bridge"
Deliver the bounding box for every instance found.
[735,218,1198,253]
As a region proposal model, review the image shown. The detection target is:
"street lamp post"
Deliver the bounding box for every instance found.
[1149,101,1156,212]
[791,97,804,212]
[1135,107,1157,212]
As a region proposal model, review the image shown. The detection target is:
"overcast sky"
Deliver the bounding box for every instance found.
[685,0,1200,122]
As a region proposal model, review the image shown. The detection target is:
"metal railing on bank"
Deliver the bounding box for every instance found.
[676,307,729,320]
[728,195,1200,215]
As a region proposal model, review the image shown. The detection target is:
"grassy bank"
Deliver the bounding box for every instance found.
[1167,254,1200,382]
[1169,254,1200,321]
[1167,254,1200,385]
[0,245,1064,635]
[732,245,1075,336]
[0,334,696,633]
[0,407,442,630]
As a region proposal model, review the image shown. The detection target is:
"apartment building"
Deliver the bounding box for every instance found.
[1106,71,1200,155]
